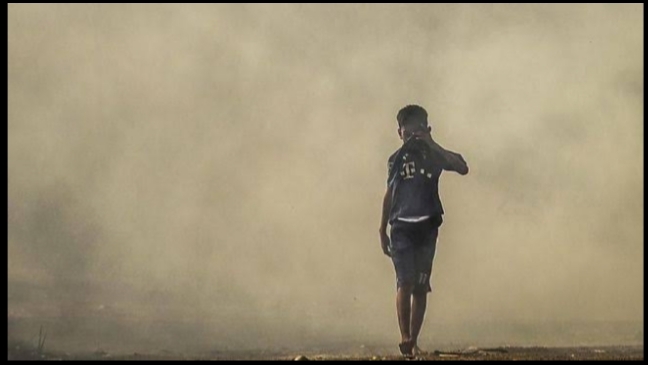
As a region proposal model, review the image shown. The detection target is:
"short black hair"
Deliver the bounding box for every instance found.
[397,104,428,128]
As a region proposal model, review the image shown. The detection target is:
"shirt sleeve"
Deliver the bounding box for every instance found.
[387,157,395,186]
[387,148,417,187]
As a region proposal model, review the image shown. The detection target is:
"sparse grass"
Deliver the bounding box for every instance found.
[37,325,47,355]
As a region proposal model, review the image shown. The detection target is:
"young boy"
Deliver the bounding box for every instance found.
[379,105,468,358]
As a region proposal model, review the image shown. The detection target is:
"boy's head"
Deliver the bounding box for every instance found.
[397,104,431,142]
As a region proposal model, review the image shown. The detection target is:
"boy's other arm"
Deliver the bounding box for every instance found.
[379,187,392,257]
[440,147,469,175]
[424,136,469,175]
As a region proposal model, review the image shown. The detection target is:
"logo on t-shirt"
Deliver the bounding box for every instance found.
[401,161,416,179]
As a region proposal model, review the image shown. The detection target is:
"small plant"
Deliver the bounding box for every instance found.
[37,325,47,355]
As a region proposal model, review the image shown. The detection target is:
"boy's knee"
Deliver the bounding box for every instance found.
[398,282,415,294]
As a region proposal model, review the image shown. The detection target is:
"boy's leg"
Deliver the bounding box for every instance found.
[396,283,414,345]
[410,291,427,348]
[410,225,439,349]
[390,222,417,356]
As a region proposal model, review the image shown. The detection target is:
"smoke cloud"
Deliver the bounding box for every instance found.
[8,3,643,354]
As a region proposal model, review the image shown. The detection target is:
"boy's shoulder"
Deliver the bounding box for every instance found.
[388,148,401,163]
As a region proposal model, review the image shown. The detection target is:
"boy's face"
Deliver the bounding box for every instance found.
[398,123,429,142]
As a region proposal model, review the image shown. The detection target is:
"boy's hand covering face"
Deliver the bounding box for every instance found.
[407,128,432,143]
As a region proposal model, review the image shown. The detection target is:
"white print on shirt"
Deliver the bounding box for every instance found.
[401,161,416,179]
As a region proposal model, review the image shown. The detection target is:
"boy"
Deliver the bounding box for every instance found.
[379,105,468,358]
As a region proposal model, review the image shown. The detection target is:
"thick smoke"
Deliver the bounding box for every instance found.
[8,3,643,353]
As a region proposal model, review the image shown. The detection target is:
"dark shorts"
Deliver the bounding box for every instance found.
[390,216,442,294]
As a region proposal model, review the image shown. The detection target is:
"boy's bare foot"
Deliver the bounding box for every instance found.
[398,340,415,359]
[413,345,427,356]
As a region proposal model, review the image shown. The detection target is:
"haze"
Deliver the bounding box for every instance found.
[8,3,643,354]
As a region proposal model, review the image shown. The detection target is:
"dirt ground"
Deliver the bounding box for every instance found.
[8,345,643,361]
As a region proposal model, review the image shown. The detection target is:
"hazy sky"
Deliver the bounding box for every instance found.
[8,3,643,352]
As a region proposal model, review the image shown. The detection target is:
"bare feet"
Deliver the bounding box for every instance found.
[413,345,427,356]
[399,340,415,359]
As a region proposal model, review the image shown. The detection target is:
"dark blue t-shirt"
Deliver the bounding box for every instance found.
[387,138,445,224]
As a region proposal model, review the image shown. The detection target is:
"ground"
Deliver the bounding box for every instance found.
[8,345,643,361]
